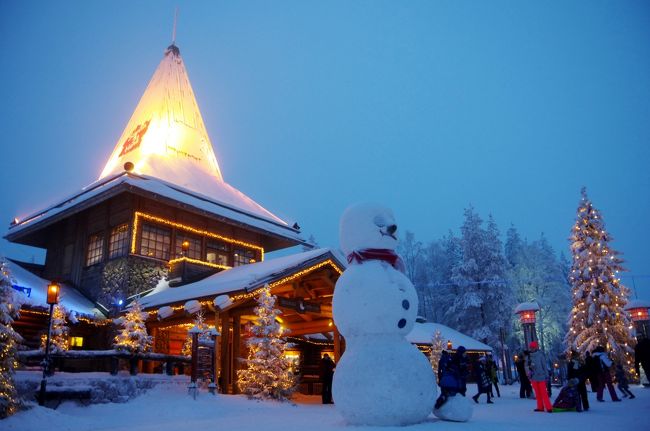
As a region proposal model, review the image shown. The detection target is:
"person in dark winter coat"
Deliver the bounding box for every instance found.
[635,337,650,382]
[527,341,553,412]
[319,354,335,404]
[615,364,635,399]
[438,350,451,384]
[584,351,600,393]
[552,378,583,412]
[592,346,620,402]
[435,346,469,409]
[567,350,589,411]
[487,355,500,397]
[516,352,533,398]
[472,356,493,404]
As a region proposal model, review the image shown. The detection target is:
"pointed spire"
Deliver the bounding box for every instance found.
[100,42,224,192]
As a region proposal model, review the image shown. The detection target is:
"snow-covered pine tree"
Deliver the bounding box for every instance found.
[113,300,152,354]
[448,207,510,347]
[237,285,296,400]
[0,259,22,418]
[40,305,69,354]
[429,329,444,376]
[181,311,208,356]
[565,188,635,369]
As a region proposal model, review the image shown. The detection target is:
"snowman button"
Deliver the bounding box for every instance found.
[402,300,410,310]
[398,318,407,328]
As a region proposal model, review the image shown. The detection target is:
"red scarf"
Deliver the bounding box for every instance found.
[347,248,406,273]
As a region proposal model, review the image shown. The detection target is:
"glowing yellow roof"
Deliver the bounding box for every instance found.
[100,44,223,189]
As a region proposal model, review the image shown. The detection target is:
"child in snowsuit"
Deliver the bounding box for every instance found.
[615,364,635,399]
[552,378,583,412]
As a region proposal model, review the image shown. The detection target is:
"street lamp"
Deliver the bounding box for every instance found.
[624,299,650,339]
[514,302,540,348]
[39,281,60,405]
[446,340,453,350]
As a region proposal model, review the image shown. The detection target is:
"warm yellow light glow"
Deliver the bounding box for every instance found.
[130,211,264,260]
[168,257,231,271]
[69,336,84,347]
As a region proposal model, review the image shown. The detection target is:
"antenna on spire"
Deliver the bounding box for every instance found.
[171,7,179,45]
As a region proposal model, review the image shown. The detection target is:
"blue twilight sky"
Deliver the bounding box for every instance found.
[1,1,649,298]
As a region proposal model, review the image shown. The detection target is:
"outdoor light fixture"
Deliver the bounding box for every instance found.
[46,281,60,305]
[446,340,453,350]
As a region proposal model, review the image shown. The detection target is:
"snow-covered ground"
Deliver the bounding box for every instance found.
[3,380,648,431]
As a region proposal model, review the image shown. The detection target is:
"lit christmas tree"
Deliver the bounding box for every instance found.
[40,305,69,354]
[565,188,636,371]
[237,285,296,400]
[0,260,22,418]
[113,300,152,354]
[429,329,444,376]
[181,311,209,356]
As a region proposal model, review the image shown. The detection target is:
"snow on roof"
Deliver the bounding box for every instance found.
[624,299,650,311]
[7,172,303,245]
[139,248,344,309]
[100,44,224,194]
[514,302,540,314]
[406,322,493,352]
[4,259,102,318]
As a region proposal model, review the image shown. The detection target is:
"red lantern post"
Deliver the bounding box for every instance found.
[624,299,650,339]
[514,302,540,348]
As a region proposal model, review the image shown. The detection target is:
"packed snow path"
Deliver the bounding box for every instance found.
[4,382,648,431]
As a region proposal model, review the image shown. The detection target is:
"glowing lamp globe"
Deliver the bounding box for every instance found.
[514,302,540,324]
[47,282,60,305]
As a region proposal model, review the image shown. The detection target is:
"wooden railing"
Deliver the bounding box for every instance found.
[17,350,191,376]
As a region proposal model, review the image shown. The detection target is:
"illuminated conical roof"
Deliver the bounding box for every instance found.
[100,44,286,225]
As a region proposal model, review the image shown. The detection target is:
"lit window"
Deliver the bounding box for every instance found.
[175,232,202,259]
[86,233,104,266]
[69,336,83,347]
[234,249,256,267]
[139,223,171,260]
[109,223,129,259]
[206,240,229,266]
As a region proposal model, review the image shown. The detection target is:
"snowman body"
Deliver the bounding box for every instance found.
[332,203,436,426]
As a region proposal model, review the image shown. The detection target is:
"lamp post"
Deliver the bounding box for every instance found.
[181,240,190,282]
[39,281,60,405]
[624,299,650,339]
[514,302,540,348]
[446,340,453,351]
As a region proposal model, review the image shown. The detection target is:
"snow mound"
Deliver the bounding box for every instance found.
[433,394,473,422]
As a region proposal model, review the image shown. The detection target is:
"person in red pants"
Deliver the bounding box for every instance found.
[527,341,553,413]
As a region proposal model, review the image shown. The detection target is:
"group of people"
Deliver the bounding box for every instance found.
[435,346,501,409]
[514,341,640,413]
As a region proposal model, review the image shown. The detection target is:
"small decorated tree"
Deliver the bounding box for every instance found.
[565,188,636,371]
[113,300,152,354]
[40,305,69,353]
[237,285,296,400]
[0,259,23,418]
[181,312,209,356]
[429,329,445,376]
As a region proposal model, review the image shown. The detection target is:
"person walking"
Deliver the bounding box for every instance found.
[472,356,493,404]
[319,353,335,404]
[527,341,553,413]
[614,364,635,399]
[567,350,589,411]
[487,355,501,397]
[592,346,621,402]
[516,352,533,398]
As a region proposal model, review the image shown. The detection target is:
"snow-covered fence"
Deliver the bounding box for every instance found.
[17,349,191,376]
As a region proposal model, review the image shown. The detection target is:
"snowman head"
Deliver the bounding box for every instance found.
[339,203,398,256]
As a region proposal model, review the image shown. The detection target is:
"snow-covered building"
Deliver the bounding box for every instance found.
[4,41,346,392]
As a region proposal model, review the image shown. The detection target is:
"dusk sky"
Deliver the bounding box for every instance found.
[1,1,649,298]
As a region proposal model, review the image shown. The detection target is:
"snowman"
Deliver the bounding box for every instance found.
[332,203,436,426]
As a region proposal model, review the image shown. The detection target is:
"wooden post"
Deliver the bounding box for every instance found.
[220,312,231,393]
[214,311,220,392]
[232,315,241,394]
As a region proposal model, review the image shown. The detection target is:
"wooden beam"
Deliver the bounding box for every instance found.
[232,315,241,394]
[220,311,231,394]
